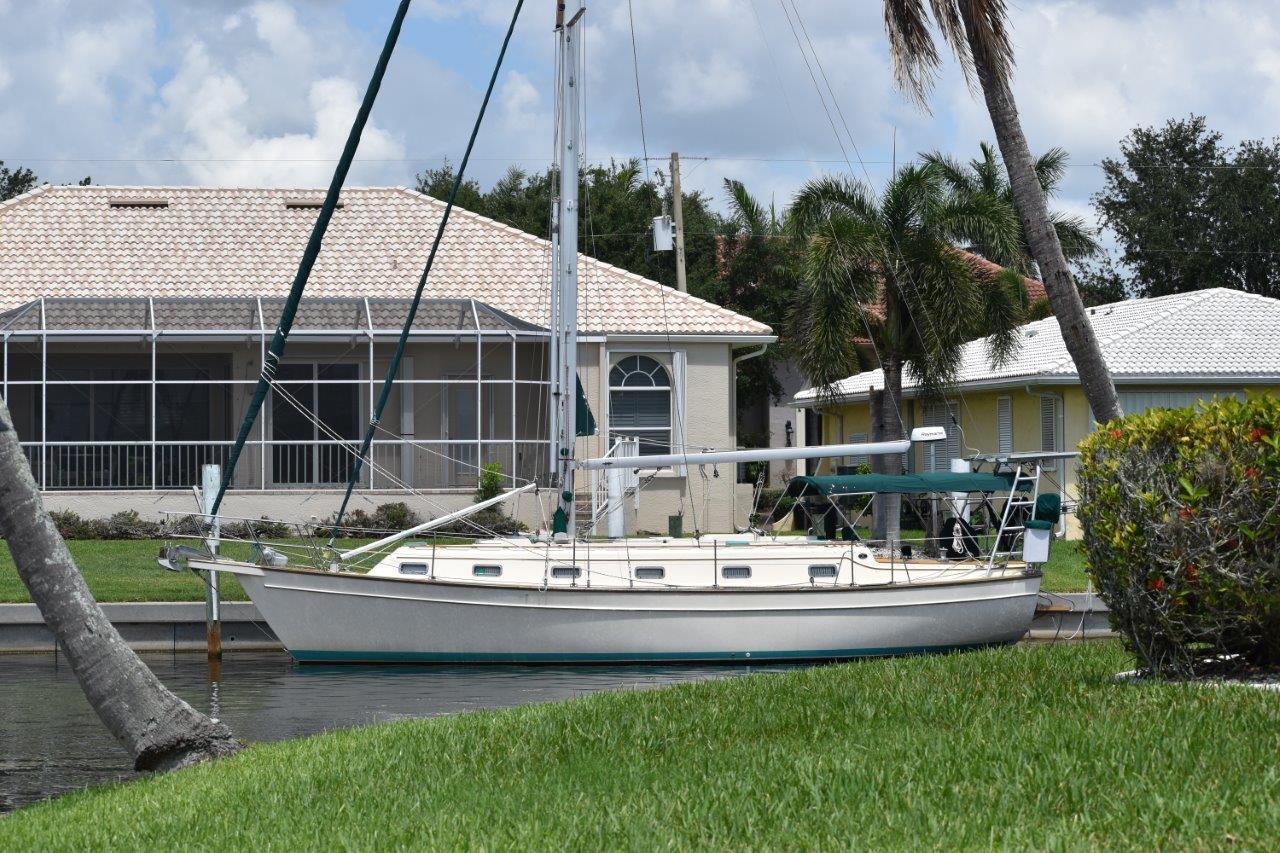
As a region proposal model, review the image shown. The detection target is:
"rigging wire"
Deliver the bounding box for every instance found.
[330,0,527,540]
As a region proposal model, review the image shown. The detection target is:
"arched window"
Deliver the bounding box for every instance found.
[609,355,671,456]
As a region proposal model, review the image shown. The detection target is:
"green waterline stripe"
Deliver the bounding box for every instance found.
[289,642,1009,664]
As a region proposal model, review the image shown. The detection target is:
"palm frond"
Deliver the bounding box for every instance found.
[1050,212,1101,261]
[979,267,1027,367]
[787,175,879,238]
[723,178,768,236]
[884,0,942,106]
[943,0,1016,88]
[919,150,978,194]
[1033,147,1069,196]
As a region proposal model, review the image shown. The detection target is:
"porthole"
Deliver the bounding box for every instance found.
[473,565,502,577]
[635,566,665,580]
[808,564,838,579]
[551,566,583,579]
[722,565,751,580]
[399,563,429,576]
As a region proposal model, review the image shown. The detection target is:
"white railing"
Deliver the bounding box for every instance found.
[20,439,550,492]
[587,437,641,533]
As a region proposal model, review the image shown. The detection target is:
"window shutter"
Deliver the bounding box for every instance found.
[846,432,867,467]
[923,402,959,472]
[1040,396,1057,452]
[997,396,1013,454]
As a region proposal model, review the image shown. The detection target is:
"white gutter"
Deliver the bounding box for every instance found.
[732,343,769,366]
[338,482,537,561]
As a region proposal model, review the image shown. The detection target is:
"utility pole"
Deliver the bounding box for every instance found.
[669,151,687,293]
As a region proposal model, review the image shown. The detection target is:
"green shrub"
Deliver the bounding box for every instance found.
[1078,393,1280,677]
[476,462,506,504]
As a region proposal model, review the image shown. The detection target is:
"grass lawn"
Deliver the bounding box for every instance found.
[0,537,1094,603]
[3,641,1278,849]
[0,539,368,604]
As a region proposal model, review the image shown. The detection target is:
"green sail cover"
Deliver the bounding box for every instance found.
[784,472,1022,498]
[576,375,596,437]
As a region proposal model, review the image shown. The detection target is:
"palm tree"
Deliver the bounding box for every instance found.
[921,142,1100,271]
[0,395,239,771]
[789,164,1027,541]
[882,0,1123,422]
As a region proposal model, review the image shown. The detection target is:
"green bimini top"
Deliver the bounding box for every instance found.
[784,472,1022,498]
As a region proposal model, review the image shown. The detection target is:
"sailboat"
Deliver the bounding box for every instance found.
[173,2,1049,664]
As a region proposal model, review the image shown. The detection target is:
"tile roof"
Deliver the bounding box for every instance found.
[0,185,771,337]
[794,288,1280,403]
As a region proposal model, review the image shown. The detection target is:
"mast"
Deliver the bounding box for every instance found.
[551,2,585,539]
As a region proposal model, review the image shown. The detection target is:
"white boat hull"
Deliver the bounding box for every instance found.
[213,564,1040,664]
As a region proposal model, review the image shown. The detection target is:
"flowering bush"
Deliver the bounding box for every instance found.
[1077,393,1280,677]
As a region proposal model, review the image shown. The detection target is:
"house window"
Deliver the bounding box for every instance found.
[997,396,1013,454]
[271,362,360,485]
[922,402,960,472]
[609,355,672,456]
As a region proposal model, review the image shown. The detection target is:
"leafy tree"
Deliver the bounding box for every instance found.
[922,142,1099,271]
[1096,115,1280,300]
[0,160,38,201]
[715,180,802,408]
[883,0,1122,422]
[789,164,1027,541]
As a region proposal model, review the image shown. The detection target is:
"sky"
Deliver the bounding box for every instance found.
[4,0,1280,244]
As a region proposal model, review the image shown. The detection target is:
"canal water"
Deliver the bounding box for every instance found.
[0,651,766,813]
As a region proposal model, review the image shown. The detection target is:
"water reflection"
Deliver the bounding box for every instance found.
[0,651,776,813]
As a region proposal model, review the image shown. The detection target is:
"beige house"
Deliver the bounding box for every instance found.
[0,185,773,533]
[792,288,1280,536]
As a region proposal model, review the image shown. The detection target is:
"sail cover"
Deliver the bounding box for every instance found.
[784,472,1023,497]
[576,375,596,436]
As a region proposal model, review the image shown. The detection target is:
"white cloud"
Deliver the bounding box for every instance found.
[661,53,753,114]
[160,39,405,187]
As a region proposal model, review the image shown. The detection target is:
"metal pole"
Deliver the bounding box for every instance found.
[39,298,46,489]
[149,299,157,490]
[201,463,222,660]
[670,151,688,293]
[474,299,483,482]
[510,332,517,482]
[552,4,583,538]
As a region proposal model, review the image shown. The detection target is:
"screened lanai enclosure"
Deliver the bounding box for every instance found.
[0,297,553,492]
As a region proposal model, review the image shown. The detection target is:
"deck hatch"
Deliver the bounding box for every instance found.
[398,562,429,576]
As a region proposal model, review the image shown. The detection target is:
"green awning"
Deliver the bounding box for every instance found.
[576,375,596,437]
[784,472,1021,498]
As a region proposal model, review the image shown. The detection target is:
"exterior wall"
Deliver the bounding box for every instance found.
[809,382,1280,539]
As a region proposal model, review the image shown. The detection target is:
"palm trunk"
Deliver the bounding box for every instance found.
[0,395,239,772]
[869,355,904,544]
[962,17,1123,423]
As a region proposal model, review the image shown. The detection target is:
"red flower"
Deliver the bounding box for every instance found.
[1246,467,1261,479]
[1109,428,1124,440]
[1249,427,1268,442]
[1178,507,1196,521]
[1185,563,1198,582]
[1148,577,1166,591]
